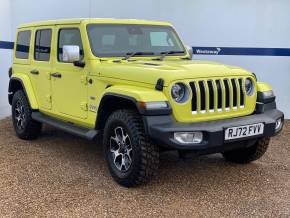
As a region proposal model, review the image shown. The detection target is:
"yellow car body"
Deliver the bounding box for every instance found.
[10,19,273,128]
[8,18,282,145]
[8,18,284,187]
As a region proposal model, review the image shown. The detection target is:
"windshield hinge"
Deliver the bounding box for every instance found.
[155,78,164,91]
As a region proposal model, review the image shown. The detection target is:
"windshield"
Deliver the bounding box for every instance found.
[87,24,186,57]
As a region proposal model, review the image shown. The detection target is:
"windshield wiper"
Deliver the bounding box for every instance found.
[153,50,185,61]
[122,52,155,60]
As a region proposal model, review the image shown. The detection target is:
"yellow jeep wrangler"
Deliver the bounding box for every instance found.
[8,18,284,187]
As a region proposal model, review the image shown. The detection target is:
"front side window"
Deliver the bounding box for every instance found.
[58,28,84,62]
[87,24,185,57]
[16,30,31,59]
[34,29,52,61]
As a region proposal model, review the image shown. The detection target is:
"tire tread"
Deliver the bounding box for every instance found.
[223,138,270,163]
[12,90,42,140]
[103,109,159,187]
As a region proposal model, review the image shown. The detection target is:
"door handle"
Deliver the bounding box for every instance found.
[51,72,62,78]
[30,69,39,75]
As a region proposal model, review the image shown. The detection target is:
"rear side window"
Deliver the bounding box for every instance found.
[58,28,84,62]
[34,29,52,61]
[16,30,31,59]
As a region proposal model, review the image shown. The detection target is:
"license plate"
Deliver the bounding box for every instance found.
[225,123,264,141]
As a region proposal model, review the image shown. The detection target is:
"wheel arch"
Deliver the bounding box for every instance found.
[8,75,38,109]
[95,93,140,130]
[95,85,170,131]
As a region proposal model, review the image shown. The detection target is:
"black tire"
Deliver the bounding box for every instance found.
[222,137,270,163]
[103,109,159,187]
[11,90,42,140]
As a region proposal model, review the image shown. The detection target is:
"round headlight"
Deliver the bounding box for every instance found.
[245,78,254,96]
[171,83,189,103]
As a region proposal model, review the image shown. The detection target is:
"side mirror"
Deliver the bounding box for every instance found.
[62,45,80,63]
[185,45,193,59]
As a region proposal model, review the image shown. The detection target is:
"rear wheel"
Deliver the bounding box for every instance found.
[103,109,159,187]
[12,90,42,140]
[222,137,270,163]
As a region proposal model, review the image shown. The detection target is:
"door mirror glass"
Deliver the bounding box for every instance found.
[186,45,193,59]
[62,45,80,62]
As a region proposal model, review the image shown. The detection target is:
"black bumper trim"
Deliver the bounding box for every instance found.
[255,101,276,114]
[257,91,276,104]
[143,109,284,151]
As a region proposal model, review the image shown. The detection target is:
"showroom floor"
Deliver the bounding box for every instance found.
[0,117,289,217]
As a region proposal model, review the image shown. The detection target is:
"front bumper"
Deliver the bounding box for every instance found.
[144,109,284,153]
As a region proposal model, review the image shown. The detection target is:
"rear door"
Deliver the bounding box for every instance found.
[13,29,32,90]
[30,26,54,110]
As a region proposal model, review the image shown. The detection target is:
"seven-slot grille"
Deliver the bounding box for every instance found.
[189,78,245,114]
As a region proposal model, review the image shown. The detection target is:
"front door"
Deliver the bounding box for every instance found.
[51,26,87,119]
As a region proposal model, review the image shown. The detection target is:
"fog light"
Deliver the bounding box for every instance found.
[174,132,203,144]
[275,118,283,132]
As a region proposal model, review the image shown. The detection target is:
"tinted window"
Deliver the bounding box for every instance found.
[34,29,52,61]
[150,32,174,46]
[87,24,185,57]
[58,28,83,62]
[16,30,31,59]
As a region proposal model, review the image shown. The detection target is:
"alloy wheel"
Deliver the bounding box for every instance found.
[110,126,133,172]
[14,100,25,130]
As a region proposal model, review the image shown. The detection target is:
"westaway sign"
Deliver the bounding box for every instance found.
[195,47,222,55]
[192,46,290,56]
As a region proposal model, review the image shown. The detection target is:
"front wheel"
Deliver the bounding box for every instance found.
[12,90,42,140]
[103,109,159,187]
[222,137,270,163]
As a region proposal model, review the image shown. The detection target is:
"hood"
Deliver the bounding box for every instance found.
[98,59,253,86]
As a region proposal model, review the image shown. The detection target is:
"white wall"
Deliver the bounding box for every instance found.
[0,0,12,118]
[163,0,290,118]
[1,0,290,118]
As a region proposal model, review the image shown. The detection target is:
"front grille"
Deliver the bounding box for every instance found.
[189,78,246,114]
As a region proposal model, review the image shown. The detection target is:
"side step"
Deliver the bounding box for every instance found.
[32,112,99,140]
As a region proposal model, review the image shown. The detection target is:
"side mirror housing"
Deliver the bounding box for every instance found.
[185,45,193,59]
[73,60,86,68]
[62,45,80,62]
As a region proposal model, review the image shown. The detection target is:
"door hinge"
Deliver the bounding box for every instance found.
[46,94,52,103]
[47,72,51,80]
[80,102,88,111]
[80,76,88,85]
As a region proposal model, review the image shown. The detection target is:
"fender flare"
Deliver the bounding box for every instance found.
[95,85,171,130]
[8,74,39,109]
[100,85,169,102]
[256,82,275,104]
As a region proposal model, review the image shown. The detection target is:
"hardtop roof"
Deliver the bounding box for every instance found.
[18,18,172,29]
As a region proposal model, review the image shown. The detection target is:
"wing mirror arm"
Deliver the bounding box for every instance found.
[73,60,85,68]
